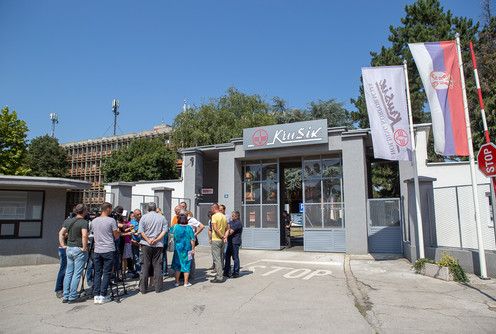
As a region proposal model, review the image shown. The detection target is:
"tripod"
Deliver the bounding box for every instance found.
[78,237,94,298]
[109,239,127,303]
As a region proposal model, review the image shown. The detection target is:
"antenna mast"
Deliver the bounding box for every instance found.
[112,99,120,136]
[49,113,58,138]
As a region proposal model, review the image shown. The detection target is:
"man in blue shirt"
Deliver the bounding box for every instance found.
[130,209,142,277]
[223,211,243,278]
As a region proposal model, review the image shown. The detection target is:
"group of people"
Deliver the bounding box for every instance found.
[56,200,243,304]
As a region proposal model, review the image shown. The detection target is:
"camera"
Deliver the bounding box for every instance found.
[111,206,124,222]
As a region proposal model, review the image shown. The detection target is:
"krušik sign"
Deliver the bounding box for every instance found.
[243,119,328,151]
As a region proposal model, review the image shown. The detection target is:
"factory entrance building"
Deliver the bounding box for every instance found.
[181,120,374,254]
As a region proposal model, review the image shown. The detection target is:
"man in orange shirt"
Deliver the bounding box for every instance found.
[170,205,181,227]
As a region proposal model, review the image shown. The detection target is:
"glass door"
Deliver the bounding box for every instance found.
[302,155,345,251]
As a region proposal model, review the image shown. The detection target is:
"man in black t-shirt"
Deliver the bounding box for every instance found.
[283,210,292,248]
[58,204,89,303]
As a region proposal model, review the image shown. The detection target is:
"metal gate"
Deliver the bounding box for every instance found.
[367,198,402,253]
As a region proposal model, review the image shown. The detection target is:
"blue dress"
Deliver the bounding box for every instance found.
[170,224,195,273]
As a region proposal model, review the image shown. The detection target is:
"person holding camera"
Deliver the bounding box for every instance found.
[139,202,168,293]
[91,202,125,304]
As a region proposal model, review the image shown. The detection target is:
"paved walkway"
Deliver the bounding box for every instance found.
[0,248,495,333]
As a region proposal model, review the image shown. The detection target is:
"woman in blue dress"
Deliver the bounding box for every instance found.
[170,214,196,287]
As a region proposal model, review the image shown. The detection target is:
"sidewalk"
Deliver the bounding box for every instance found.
[0,248,495,333]
[348,254,496,333]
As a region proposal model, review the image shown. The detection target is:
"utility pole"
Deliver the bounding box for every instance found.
[112,99,120,136]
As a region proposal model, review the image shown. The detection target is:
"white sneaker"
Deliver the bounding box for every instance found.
[100,296,112,304]
[94,296,102,304]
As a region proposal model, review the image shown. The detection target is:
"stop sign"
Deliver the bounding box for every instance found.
[478,143,496,177]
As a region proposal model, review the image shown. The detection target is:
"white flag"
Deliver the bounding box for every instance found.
[362,66,412,161]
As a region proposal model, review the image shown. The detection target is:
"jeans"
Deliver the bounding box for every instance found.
[212,240,225,280]
[63,247,87,300]
[55,247,67,292]
[93,251,114,298]
[132,244,141,273]
[224,243,240,275]
[223,240,229,267]
[86,254,94,286]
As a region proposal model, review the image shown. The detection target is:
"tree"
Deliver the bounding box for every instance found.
[351,0,479,131]
[275,98,354,129]
[101,139,177,182]
[172,87,276,148]
[349,0,480,197]
[25,135,69,177]
[0,106,29,175]
[467,1,496,150]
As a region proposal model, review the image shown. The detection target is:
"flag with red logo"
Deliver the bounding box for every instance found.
[409,41,468,156]
[362,66,412,161]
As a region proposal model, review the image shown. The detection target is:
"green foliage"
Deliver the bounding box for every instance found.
[413,253,469,282]
[274,98,354,129]
[0,106,29,175]
[351,0,479,131]
[172,87,276,148]
[25,135,69,177]
[102,139,177,182]
[467,4,496,150]
[371,162,400,197]
[413,257,436,273]
[437,251,469,283]
[350,0,480,197]
[284,168,302,198]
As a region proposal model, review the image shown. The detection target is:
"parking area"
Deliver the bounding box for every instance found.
[1,248,496,333]
[0,248,373,334]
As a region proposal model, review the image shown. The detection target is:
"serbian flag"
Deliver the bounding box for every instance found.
[409,41,468,156]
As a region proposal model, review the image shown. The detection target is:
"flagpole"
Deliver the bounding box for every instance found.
[456,33,488,279]
[470,41,496,246]
[403,60,425,259]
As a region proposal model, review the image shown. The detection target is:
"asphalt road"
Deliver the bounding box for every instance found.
[0,248,495,333]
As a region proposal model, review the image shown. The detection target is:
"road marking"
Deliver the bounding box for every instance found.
[302,269,333,280]
[256,259,342,266]
[262,266,294,276]
[283,268,312,278]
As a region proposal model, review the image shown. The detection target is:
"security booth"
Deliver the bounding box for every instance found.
[181,119,373,254]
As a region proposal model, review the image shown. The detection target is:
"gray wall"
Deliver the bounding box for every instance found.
[218,149,239,214]
[342,135,369,254]
[183,151,204,216]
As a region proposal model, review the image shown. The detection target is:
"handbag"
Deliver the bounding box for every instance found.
[168,225,175,252]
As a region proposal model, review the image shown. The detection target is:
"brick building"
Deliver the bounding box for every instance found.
[61,124,174,211]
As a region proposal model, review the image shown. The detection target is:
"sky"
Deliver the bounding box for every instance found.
[0,0,485,144]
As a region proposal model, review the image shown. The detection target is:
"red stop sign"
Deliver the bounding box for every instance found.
[478,143,496,177]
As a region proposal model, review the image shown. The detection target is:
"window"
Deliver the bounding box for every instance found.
[0,190,44,238]
[302,156,344,229]
[243,160,279,228]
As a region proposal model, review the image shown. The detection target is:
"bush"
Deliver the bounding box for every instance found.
[413,258,436,273]
[412,252,469,283]
[437,252,469,283]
